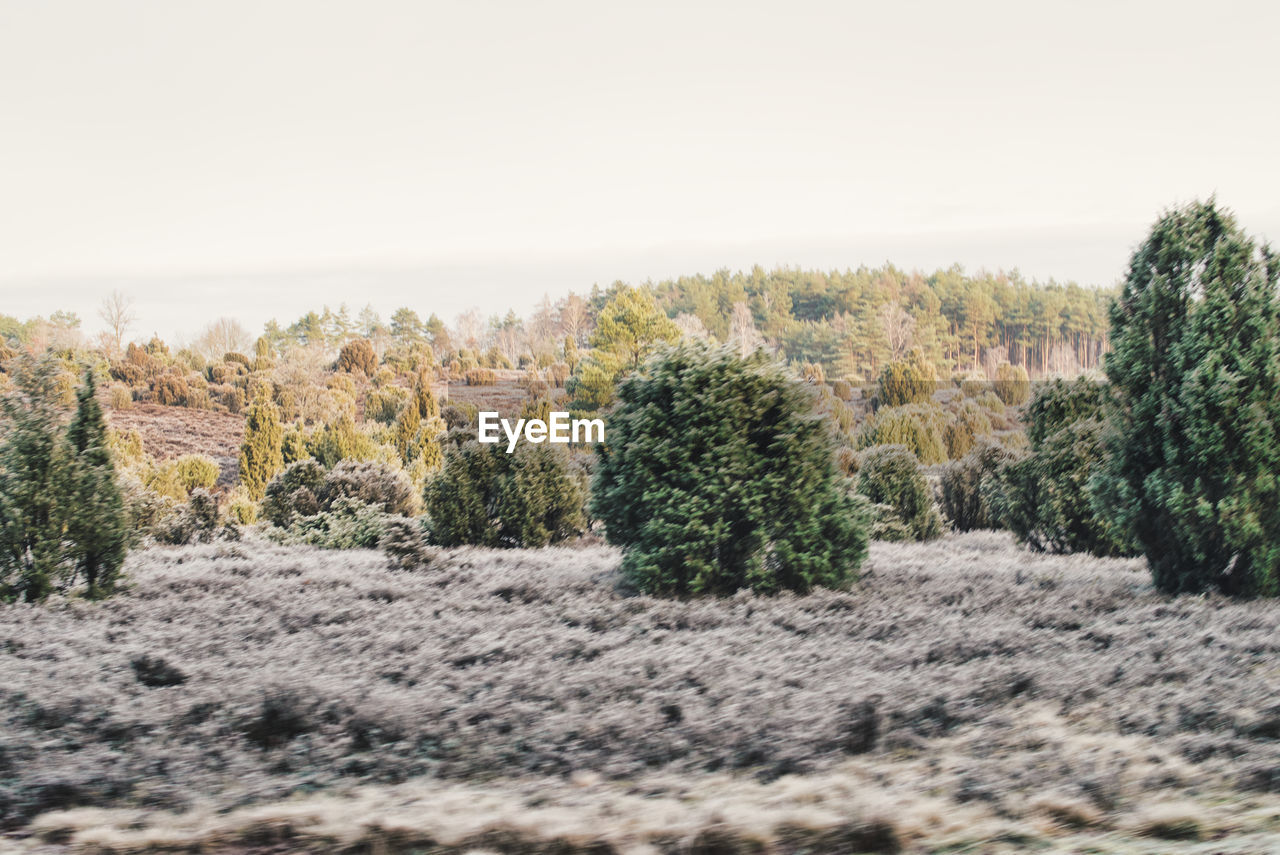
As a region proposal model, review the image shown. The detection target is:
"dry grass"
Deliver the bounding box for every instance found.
[105,403,245,487]
[3,532,1280,853]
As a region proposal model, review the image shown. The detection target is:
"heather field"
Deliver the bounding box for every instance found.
[4,534,1280,854]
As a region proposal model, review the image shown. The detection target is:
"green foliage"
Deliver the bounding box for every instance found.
[991,378,1131,556]
[174,455,220,493]
[261,460,327,527]
[0,362,127,600]
[566,350,625,412]
[1098,201,1280,595]
[276,497,398,550]
[63,371,128,595]
[855,445,942,541]
[939,438,1019,532]
[591,342,869,596]
[365,385,409,425]
[856,403,948,464]
[425,440,586,548]
[943,399,994,459]
[589,285,679,368]
[993,362,1031,406]
[337,338,377,375]
[392,376,444,471]
[239,393,284,501]
[877,353,936,406]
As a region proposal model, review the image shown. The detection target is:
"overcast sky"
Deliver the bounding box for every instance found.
[2,0,1277,340]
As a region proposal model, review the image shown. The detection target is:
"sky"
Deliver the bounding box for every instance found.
[1,0,1277,341]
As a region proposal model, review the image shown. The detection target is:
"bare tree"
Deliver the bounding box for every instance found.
[728,301,763,357]
[878,303,916,361]
[193,317,253,360]
[98,291,136,356]
[557,293,590,345]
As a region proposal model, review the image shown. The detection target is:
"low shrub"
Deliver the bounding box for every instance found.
[152,373,189,406]
[465,368,497,386]
[107,383,133,409]
[365,385,409,425]
[831,379,854,401]
[174,454,220,493]
[855,445,941,541]
[337,338,377,375]
[379,517,437,570]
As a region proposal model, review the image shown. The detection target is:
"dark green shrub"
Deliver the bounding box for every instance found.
[855,445,942,541]
[877,353,935,406]
[990,378,1131,556]
[591,342,869,595]
[939,438,1020,532]
[992,362,1030,406]
[856,403,948,464]
[425,440,586,548]
[261,460,326,527]
[1098,201,1280,595]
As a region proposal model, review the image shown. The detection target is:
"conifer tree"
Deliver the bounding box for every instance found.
[1098,200,1280,594]
[64,370,127,596]
[239,392,284,501]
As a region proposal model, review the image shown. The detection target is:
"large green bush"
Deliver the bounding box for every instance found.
[856,403,948,464]
[1098,201,1280,595]
[855,445,942,541]
[992,362,1031,406]
[990,377,1132,556]
[425,440,587,548]
[877,353,936,407]
[591,342,869,596]
[939,438,1020,532]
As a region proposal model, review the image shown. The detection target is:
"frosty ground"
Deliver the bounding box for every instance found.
[4,533,1280,854]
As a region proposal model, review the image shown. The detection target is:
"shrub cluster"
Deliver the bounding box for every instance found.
[876,353,935,407]
[939,438,1020,532]
[855,444,942,541]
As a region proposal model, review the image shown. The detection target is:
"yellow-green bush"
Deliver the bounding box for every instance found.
[993,362,1031,406]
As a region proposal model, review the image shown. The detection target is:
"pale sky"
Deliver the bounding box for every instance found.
[1,0,1277,339]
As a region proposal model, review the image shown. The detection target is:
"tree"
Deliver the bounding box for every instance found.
[0,357,72,601]
[592,342,869,596]
[239,393,284,501]
[1098,200,1280,595]
[98,290,136,356]
[589,285,679,367]
[64,371,127,596]
[390,308,425,344]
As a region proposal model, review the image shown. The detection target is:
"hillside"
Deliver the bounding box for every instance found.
[4,534,1279,853]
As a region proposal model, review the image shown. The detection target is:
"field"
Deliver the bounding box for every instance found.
[4,533,1280,854]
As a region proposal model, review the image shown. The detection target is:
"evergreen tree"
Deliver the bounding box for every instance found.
[0,357,71,601]
[239,392,284,501]
[1098,200,1280,595]
[64,371,127,596]
[592,342,869,596]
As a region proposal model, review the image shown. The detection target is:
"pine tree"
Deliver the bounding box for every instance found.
[64,370,127,596]
[239,392,284,501]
